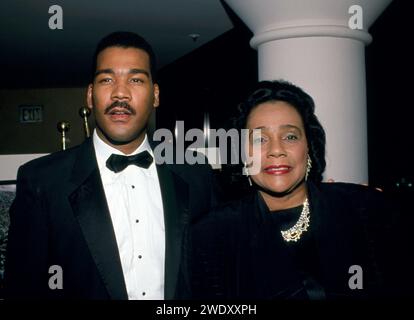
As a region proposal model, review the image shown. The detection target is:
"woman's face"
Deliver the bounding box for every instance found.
[246,101,308,195]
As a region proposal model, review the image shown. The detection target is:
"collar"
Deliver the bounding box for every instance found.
[253,181,321,226]
[93,129,153,172]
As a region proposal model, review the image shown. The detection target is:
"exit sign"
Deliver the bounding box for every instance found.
[19,105,43,123]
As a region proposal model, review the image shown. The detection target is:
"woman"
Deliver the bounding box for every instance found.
[192,80,408,300]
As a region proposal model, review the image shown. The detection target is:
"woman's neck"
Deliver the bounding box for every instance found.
[259,184,308,211]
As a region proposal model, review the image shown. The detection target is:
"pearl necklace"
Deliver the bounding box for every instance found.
[280,198,310,242]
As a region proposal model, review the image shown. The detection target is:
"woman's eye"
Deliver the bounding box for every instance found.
[252,136,265,144]
[284,134,298,141]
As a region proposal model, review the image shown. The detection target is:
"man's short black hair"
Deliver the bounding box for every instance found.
[91,31,157,82]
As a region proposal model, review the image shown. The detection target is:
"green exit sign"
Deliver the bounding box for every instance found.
[19,105,43,123]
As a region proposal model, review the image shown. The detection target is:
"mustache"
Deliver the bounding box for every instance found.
[104,101,135,115]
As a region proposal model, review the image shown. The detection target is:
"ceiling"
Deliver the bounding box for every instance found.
[0,0,234,88]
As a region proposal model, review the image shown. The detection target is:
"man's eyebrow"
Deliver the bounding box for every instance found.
[94,68,150,78]
[94,69,114,77]
[129,69,150,77]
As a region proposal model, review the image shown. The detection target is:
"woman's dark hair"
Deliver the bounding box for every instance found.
[91,31,157,82]
[234,80,326,183]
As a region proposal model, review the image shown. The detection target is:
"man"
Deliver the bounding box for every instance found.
[5,31,217,299]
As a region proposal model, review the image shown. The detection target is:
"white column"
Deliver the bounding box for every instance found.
[225,0,392,183]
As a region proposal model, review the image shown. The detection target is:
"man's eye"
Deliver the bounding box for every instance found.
[130,78,144,84]
[99,78,112,84]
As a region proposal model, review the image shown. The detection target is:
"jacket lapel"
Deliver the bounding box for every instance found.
[68,139,128,300]
[156,163,189,300]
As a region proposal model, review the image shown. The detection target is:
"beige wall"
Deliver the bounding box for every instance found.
[0,88,95,154]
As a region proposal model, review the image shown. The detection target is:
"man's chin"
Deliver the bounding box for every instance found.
[97,128,144,146]
[105,134,141,146]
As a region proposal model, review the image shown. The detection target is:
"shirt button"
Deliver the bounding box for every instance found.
[135,219,139,223]
[138,255,142,259]
[142,292,146,296]
[131,185,135,189]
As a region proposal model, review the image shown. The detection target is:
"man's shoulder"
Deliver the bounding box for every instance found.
[18,143,84,178]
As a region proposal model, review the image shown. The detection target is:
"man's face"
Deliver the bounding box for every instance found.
[87,46,159,153]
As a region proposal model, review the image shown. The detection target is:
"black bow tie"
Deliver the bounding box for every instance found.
[106,151,153,173]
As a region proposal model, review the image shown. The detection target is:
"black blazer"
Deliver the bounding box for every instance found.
[192,182,410,300]
[5,138,217,299]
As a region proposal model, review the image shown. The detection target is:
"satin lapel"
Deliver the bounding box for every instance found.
[156,164,189,300]
[68,139,128,300]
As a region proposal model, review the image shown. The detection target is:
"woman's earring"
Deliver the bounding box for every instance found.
[243,163,253,187]
[305,155,312,181]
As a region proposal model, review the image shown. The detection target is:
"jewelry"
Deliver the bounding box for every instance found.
[247,176,252,187]
[305,155,312,181]
[243,163,253,186]
[281,198,310,242]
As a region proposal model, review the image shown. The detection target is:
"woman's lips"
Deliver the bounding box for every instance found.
[263,165,292,175]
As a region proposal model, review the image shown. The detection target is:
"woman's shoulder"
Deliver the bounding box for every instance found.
[317,182,384,203]
[315,182,393,227]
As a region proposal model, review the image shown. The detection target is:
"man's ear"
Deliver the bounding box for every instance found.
[86,84,94,109]
[153,83,160,108]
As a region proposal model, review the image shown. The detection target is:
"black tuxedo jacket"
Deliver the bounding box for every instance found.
[5,138,217,299]
[192,182,411,299]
